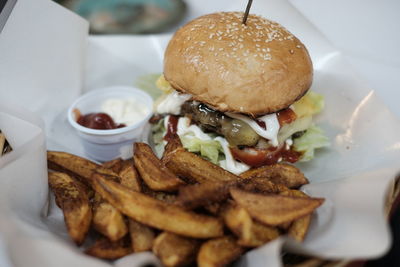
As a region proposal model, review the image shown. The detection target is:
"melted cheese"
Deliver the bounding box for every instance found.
[227,112,280,146]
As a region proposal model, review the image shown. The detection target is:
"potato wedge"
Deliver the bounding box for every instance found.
[177,181,236,209]
[129,219,155,252]
[162,134,183,161]
[92,201,128,242]
[48,172,92,245]
[281,190,312,242]
[102,158,124,173]
[238,177,288,194]
[222,203,280,247]
[134,143,184,191]
[119,163,142,192]
[163,148,239,183]
[197,236,244,267]
[153,232,200,267]
[240,163,309,188]
[230,188,324,226]
[177,177,287,210]
[92,174,224,238]
[85,236,132,260]
[47,151,117,186]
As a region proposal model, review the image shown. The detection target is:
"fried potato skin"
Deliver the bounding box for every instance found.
[230,188,324,226]
[48,172,92,245]
[153,232,200,267]
[85,236,132,260]
[92,174,224,239]
[134,143,184,192]
[197,236,245,267]
[240,163,309,188]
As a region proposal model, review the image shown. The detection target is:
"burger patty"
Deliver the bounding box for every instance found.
[181,101,260,146]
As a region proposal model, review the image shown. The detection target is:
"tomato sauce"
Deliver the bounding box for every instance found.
[277,108,297,126]
[164,115,179,142]
[77,112,125,130]
[231,145,302,167]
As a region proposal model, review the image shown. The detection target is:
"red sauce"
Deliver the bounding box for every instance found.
[277,108,297,126]
[164,115,179,142]
[231,145,302,167]
[77,112,125,130]
[255,120,267,130]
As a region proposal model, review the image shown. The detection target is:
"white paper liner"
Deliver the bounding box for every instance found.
[1,0,400,266]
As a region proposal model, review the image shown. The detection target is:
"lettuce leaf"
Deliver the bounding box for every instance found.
[293,125,329,161]
[292,91,324,118]
[181,136,223,164]
[151,118,166,157]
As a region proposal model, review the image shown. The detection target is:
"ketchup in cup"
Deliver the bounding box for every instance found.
[76,111,126,130]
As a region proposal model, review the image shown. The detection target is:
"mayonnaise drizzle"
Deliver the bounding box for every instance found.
[227,112,280,147]
[156,91,192,115]
[176,117,250,174]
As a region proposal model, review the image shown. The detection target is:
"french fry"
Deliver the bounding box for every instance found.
[281,190,313,242]
[102,158,124,173]
[92,200,128,242]
[92,174,224,239]
[153,232,200,267]
[119,163,142,192]
[129,219,155,252]
[48,172,92,245]
[197,236,245,267]
[230,188,324,226]
[222,203,280,247]
[134,143,184,191]
[240,163,309,188]
[163,148,239,183]
[85,236,132,260]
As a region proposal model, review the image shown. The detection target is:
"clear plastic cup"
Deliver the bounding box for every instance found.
[67,86,153,162]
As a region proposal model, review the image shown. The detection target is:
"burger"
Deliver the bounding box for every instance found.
[151,12,329,174]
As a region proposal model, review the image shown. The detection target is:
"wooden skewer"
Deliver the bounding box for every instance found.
[242,0,253,25]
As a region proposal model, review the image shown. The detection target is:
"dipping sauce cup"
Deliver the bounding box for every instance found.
[67,86,153,162]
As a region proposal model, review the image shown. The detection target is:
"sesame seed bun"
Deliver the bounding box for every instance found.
[163,12,313,116]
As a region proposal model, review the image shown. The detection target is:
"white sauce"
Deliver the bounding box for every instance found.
[177,117,212,141]
[176,117,250,175]
[215,137,250,175]
[156,91,192,115]
[227,112,280,147]
[102,98,149,126]
[285,138,293,150]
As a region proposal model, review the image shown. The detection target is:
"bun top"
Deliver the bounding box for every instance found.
[163,12,313,116]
